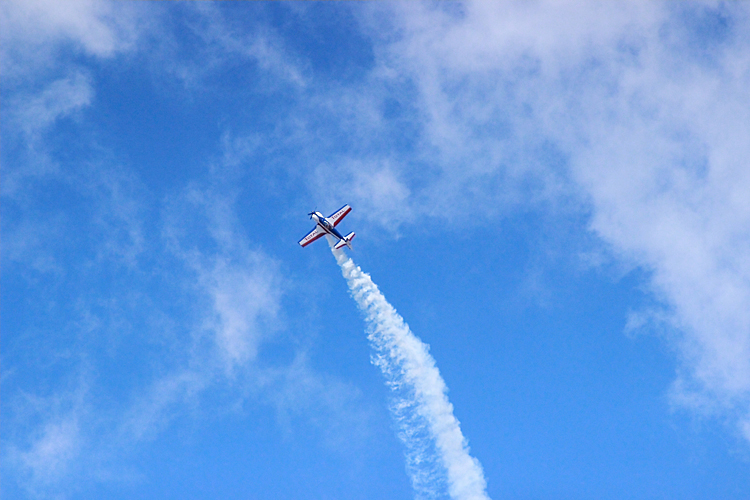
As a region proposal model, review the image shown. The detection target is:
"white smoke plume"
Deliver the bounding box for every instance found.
[331,241,489,500]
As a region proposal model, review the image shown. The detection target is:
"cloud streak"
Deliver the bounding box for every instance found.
[321,1,750,441]
[333,242,488,500]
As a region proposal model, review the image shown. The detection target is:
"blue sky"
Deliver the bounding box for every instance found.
[3,1,750,498]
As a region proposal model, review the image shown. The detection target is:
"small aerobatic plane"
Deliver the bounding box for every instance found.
[299,204,356,250]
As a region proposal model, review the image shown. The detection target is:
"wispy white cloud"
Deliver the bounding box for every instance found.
[3,131,370,497]
[338,1,750,440]
[4,379,90,499]
[200,254,282,370]
[1,4,374,498]
[153,3,307,90]
[1,0,149,201]
[2,72,94,197]
[8,1,750,496]
[0,0,142,80]
[119,370,208,443]
[160,137,284,372]
[313,159,413,231]
[16,416,82,490]
[15,72,93,140]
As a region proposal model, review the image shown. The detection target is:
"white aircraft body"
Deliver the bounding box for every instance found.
[299,205,355,250]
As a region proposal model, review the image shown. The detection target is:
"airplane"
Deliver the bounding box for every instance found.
[299,204,356,250]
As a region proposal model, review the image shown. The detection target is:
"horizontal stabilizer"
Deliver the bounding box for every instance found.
[334,232,356,250]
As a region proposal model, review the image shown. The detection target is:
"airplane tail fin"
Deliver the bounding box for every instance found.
[334,232,356,250]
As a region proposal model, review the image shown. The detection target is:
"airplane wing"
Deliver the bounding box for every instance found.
[298,225,326,247]
[328,204,352,227]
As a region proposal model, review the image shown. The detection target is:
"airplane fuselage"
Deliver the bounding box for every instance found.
[311,213,345,240]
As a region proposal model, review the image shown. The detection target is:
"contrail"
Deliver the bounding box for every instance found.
[330,242,490,500]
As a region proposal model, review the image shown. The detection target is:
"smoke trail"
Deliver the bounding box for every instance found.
[331,243,490,500]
